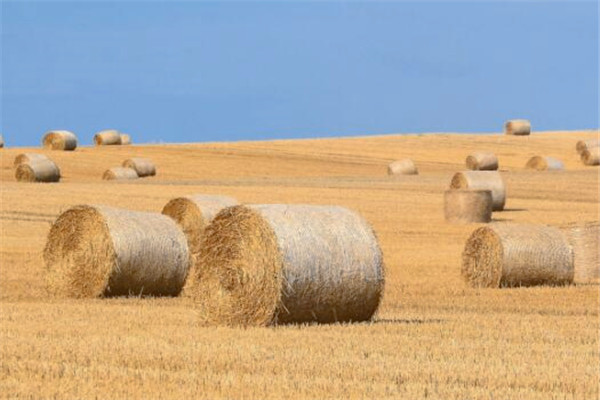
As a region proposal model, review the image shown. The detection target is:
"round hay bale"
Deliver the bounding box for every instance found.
[575,139,599,155]
[387,159,418,175]
[93,130,122,146]
[525,156,564,171]
[0,134,4,148]
[581,147,600,166]
[465,152,498,171]
[122,158,156,177]
[44,205,190,298]
[190,204,385,326]
[120,134,132,145]
[15,159,61,182]
[444,189,492,224]
[504,119,531,136]
[449,171,506,211]
[42,130,78,151]
[102,167,139,180]
[13,153,50,167]
[560,221,599,284]
[462,223,573,288]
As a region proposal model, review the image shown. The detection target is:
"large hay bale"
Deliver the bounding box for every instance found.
[462,223,573,288]
[504,119,531,136]
[387,159,418,175]
[102,167,139,181]
[581,147,600,166]
[190,204,385,326]
[44,205,190,298]
[575,139,599,155]
[449,171,506,211]
[13,153,50,167]
[15,158,61,182]
[444,189,492,224]
[120,133,132,145]
[122,158,156,177]
[525,156,564,171]
[94,130,122,146]
[42,130,78,151]
[465,152,498,171]
[560,221,599,284]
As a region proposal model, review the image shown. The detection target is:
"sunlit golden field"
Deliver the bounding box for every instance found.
[1,130,599,399]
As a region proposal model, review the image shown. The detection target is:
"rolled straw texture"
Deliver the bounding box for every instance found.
[102,167,139,181]
[191,204,385,326]
[387,159,418,175]
[444,190,492,224]
[15,159,61,182]
[575,139,599,155]
[120,134,132,145]
[504,119,531,136]
[122,158,156,177]
[44,205,190,298]
[525,156,564,171]
[559,221,599,284]
[94,130,122,146]
[13,153,50,167]
[450,171,506,211]
[581,147,600,166]
[462,223,573,288]
[465,152,498,171]
[42,130,78,151]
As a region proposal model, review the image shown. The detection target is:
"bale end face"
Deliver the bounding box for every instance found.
[462,227,503,288]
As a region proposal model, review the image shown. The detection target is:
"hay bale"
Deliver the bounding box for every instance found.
[190,204,385,326]
[581,147,600,166]
[44,205,190,298]
[0,134,4,148]
[525,156,564,171]
[504,119,531,136]
[102,167,139,180]
[449,171,506,211]
[15,158,61,182]
[462,223,573,288]
[575,139,599,155]
[465,152,498,171]
[42,130,78,151]
[560,221,599,284]
[444,189,492,224]
[94,130,122,146]
[13,153,50,167]
[120,133,132,145]
[387,159,418,175]
[122,158,156,177]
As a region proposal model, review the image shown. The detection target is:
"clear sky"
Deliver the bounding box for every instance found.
[1,1,598,146]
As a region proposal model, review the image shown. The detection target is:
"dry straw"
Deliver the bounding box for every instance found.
[122,158,156,177]
[189,204,385,326]
[575,139,599,155]
[560,221,599,284]
[387,159,418,175]
[94,130,122,146]
[44,205,190,298]
[581,147,600,166]
[120,134,132,145]
[462,223,573,288]
[13,153,50,167]
[444,189,492,224]
[102,167,139,181]
[525,156,564,171]
[450,171,506,211]
[42,130,78,151]
[465,152,498,171]
[504,119,531,136]
[15,158,61,182]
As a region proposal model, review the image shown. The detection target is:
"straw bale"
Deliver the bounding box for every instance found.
[122,158,156,177]
[102,167,139,180]
[444,190,492,224]
[15,158,61,182]
[387,159,418,175]
[581,147,600,166]
[94,130,122,145]
[575,139,599,155]
[559,221,599,284]
[450,171,506,211]
[42,130,78,151]
[525,156,564,171]
[504,119,531,135]
[120,134,132,145]
[13,153,50,167]
[0,134,4,148]
[465,152,498,171]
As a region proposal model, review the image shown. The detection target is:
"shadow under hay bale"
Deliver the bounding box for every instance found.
[465,152,498,171]
[387,159,418,175]
[42,130,78,151]
[450,171,506,211]
[189,204,385,326]
[15,158,61,182]
[462,223,573,288]
[44,205,190,298]
[122,158,156,177]
[13,153,50,167]
[581,147,600,166]
[444,189,492,224]
[102,167,139,180]
[525,156,564,171]
[94,130,122,146]
[559,221,600,284]
[120,134,132,145]
[504,119,531,136]
[576,139,599,155]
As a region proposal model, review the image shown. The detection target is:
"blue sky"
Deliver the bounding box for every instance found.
[1,1,598,146]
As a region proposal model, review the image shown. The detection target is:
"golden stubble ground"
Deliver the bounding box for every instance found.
[0,130,598,399]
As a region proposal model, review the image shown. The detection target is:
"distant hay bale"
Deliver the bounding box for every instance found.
[13,153,50,167]
[190,204,385,326]
[462,223,573,288]
[525,156,565,171]
[120,134,132,145]
[94,130,122,146]
[575,139,599,155]
[581,147,600,166]
[44,205,190,298]
[504,119,531,136]
[444,189,492,224]
[15,158,61,182]
[102,167,139,181]
[450,171,506,211]
[465,152,498,171]
[42,130,78,151]
[122,158,156,177]
[0,134,4,148]
[387,159,418,175]
[560,221,600,284]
